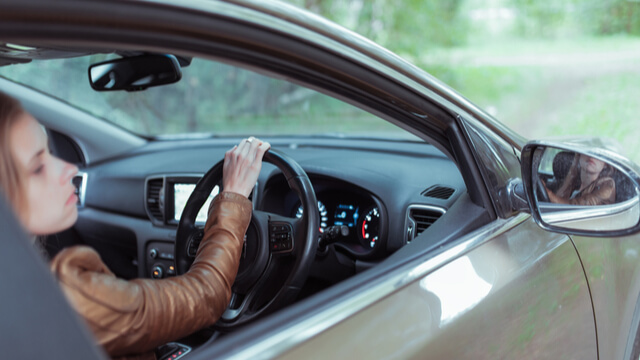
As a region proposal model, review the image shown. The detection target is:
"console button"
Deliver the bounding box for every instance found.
[151,265,165,279]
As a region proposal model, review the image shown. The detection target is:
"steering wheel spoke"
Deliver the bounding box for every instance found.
[220,292,248,322]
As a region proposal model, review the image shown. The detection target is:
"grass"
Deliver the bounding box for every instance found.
[413,35,640,163]
[541,71,640,162]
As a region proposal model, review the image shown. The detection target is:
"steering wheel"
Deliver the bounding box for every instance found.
[175,148,319,329]
[536,177,550,203]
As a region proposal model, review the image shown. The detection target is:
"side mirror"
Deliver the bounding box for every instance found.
[521,139,640,237]
[88,54,181,91]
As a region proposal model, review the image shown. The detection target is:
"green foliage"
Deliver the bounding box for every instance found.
[506,0,640,37]
[287,0,640,46]
[388,0,468,51]
[587,0,640,35]
[510,0,570,37]
[286,0,468,52]
[540,69,640,163]
[284,1,640,164]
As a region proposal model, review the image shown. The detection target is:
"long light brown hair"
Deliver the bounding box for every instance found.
[557,153,615,199]
[0,91,28,219]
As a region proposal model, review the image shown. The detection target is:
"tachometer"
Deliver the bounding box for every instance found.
[296,201,329,232]
[360,207,380,249]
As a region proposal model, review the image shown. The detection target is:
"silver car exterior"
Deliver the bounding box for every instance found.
[0,1,638,359]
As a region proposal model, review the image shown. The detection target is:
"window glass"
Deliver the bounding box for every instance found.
[0,56,418,140]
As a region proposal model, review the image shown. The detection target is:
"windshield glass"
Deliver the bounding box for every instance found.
[0,55,417,140]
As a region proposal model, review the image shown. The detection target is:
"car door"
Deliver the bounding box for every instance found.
[574,235,640,360]
[206,214,596,360]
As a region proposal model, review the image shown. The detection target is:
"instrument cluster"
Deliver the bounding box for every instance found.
[262,176,385,257]
[295,199,380,251]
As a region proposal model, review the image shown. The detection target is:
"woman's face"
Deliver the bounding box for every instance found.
[579,154,606,177]
[10,112,78,235]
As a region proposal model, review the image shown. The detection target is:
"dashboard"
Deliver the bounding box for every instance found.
[67,138,468,287]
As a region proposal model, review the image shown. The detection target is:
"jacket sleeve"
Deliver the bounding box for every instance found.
[569,177,616,206]
[50,191,252,357]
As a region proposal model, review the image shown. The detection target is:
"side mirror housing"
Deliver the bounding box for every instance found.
[88,54,181,91]
[521,139,640,237]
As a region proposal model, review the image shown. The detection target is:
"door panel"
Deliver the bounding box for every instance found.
[281,218,596,359]
[573,235,640,360]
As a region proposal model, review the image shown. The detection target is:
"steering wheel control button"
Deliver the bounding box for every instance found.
[187,231,204,257]
[269,222,293,253]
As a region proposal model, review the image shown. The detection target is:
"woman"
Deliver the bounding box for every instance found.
[0,91,270,359]
[546,152,616,206]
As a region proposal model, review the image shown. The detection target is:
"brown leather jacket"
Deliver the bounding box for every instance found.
[50,192,252,359]
[569,177,616,206]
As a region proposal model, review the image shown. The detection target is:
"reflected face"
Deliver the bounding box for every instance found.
[579,155,606,176]
[10,112,79,235]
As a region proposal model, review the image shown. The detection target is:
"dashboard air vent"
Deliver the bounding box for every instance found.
[146,178,165,222]
[406,206,445,243]
[421,186,455,200]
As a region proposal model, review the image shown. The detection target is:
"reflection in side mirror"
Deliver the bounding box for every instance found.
[522,140,640,236]
[88,54,182,91]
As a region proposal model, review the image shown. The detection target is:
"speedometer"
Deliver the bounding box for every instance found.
[359,207,380,249]
[296,201,329,232]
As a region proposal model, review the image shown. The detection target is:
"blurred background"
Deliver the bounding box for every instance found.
[285,0,640,162]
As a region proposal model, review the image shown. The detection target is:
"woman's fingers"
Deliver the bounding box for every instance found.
[222,137,270,198]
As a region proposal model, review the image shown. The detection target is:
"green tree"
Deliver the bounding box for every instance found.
[285,0,468,53]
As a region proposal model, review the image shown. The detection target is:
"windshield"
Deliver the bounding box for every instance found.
[0,55,417,140]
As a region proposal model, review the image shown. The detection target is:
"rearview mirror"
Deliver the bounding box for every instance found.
[521,139,640,237]
[88,54,181,91]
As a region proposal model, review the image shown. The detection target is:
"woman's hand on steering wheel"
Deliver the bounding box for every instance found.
[223,137,270,198]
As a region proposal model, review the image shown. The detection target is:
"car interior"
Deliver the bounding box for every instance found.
[0,46,492,355]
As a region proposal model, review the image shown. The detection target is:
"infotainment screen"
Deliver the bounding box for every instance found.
[173,184,219,223]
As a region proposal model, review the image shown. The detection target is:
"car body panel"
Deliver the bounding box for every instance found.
[223,215,596,359]
[463,118,524,218]
[574,235,640,360]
